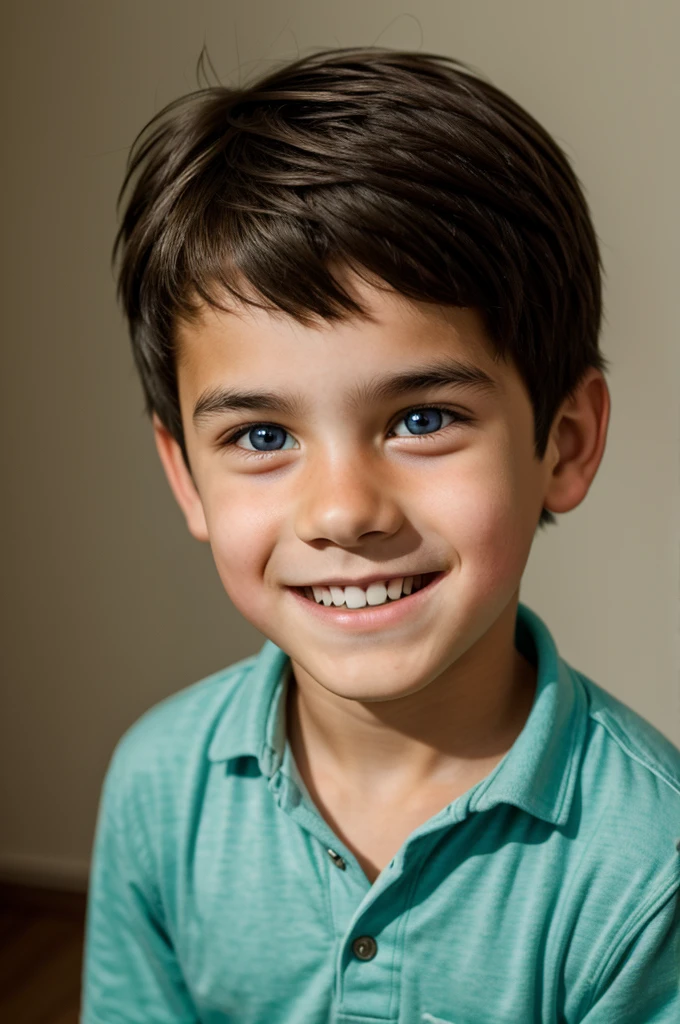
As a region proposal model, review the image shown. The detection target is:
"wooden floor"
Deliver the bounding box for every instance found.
[0,884,86,1024]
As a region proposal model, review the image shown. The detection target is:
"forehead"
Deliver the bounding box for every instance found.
[174,274,511,416]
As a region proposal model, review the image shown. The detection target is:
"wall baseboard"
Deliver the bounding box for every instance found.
[0,852,90,893]
[0,879,87,917]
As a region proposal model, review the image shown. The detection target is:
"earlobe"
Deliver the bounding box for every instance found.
[152,414,210,542]
[542,369,611,515]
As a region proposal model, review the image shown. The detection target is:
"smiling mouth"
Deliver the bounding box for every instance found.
[293,571,442,610]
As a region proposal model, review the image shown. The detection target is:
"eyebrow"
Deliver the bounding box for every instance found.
[192,358,500,428]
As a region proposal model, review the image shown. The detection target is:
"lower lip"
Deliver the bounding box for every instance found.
[287,572,446,630]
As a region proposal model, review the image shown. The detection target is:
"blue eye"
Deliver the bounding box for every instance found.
[392,408,455,436]
[235,425,297,452]
[221,405,468,459]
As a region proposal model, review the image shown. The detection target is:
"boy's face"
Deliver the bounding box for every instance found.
[161,273,558,702]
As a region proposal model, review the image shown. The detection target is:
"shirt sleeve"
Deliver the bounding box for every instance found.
[80,740,198,1024]
[579,883,680,1023]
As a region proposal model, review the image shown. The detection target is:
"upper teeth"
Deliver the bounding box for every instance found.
[308,575,424,608]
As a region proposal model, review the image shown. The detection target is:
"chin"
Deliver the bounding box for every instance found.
[296,647,438,702]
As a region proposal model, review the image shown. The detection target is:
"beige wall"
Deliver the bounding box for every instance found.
[1,0,678,889]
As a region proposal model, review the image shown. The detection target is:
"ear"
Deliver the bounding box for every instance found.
[152,414,210,542]
[542,368,611,515]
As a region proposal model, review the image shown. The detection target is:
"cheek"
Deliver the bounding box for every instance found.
[423,447,536,595]
[202,485,280,612]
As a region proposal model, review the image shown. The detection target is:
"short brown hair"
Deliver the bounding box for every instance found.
[114,46,609,530]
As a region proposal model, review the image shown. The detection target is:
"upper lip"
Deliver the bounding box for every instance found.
[291,571,441,589]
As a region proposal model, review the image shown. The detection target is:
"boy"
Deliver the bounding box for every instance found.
[82,46,680,1023]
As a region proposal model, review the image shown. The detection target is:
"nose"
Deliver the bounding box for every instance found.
[293,447,404,548]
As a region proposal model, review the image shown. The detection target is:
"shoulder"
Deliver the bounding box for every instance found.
[571,665,680,886]
[102,652,258,799]
[560,669,680,1002]
[577,667,680,803]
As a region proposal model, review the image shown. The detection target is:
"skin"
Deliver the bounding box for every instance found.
[154,270,610,821]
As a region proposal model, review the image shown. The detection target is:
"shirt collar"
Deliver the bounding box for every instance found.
[207,602,587,826]
[207,636,291,776]
[469,602,587,826]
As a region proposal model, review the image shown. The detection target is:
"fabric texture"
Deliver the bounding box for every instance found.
[81,602,680,1023]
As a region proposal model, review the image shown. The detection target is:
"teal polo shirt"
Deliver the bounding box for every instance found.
[81,602,680,1024]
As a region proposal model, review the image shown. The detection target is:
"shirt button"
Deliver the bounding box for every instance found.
[352,935,378,961]
[327,848,346,869]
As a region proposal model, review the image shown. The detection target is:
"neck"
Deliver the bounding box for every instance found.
[286,595,537,801]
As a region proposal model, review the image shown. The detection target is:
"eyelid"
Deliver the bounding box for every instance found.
[220,422,298,452]
[216,403,472,454]
[386,403,472,435]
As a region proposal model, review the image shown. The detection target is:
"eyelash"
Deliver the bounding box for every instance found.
[216,405,472,461]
